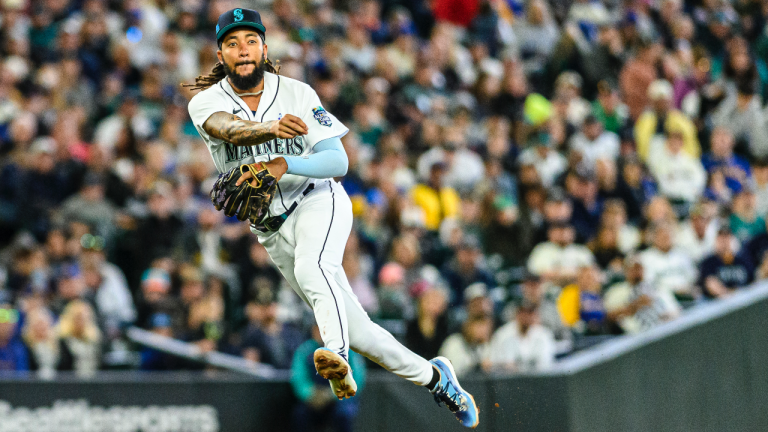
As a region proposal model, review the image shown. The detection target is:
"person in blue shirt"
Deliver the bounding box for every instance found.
[291,324,366,432]
[701,127,751,193]
[0,305,29,372]
[699,227,754,299]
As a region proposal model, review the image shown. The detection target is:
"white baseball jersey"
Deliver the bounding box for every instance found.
[187,72,349,217]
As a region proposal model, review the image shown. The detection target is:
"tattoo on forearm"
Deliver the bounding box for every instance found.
[202,112,276,146]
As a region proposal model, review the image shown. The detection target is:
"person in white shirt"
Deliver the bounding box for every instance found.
[80,246,136,335]
[416,141,485,193]
[518,142,568,188]
[488,303,556,373]
[604,256,681,334]
[527,222,595,286]
[569,115,620,170]
[639,223,699,298]
[648,129,707,204]
[675,202,722,263]
[437,314,493,377]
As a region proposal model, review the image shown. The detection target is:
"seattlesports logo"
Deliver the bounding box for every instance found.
[0,400,220,432]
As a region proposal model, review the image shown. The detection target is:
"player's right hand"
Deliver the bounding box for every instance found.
[270,114,308,139]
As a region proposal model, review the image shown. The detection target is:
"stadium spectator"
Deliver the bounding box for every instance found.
[592,81,629,135]
[405,285,450,361]
[291,324,366,432]
[134,268,182,332]
[711,79,768,159]
[417,140,485,194]
[22,307,60,378]
[133,183,184,272]
[517,135,568,189]
[0,304,28,372]
[567,169,603,242]
[557,265,609,335]
[675,203,720,263]
[600,200,641,255]
[513,0,560,76]
[241,288,304,369]
[728,186,766,243]
[441,236,495,306]
[50,263,90,317]
[647,129,707,209]
[341,233,379,315]
[488,303,555,373]
[238,239,283,304]
[139,313,182,371]
[438,314,493,377]
[553,71,591,128]
[179,267,226,353]
[604,257,680,334]
[699,227,754,299]
[516,271,570,346]
[701,127,751,194]
[527,222,595,286]
[175,207,229,276]
[620,40,662,121]
[615,156,654,224]
[639,223,699,300]
[569,115,620,170]
[481,194,529,268]
[56,173,118,240]
[376,262,412,320]
[589,224,625,275]
[634,79,699,162]
[460,283,495,327]
[57,300,101,377]
[80,241,135,339]
[410,161,460,232]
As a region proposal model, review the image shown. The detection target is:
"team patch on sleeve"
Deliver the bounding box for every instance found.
[312,106,332,127]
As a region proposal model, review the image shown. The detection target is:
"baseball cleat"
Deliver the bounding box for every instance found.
[429,356,480,428]
[313,348,357,400]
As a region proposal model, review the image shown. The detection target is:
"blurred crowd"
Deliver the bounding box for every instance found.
[1,0,768,385]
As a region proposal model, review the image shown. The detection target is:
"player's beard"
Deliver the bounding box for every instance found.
[223,55,267,91]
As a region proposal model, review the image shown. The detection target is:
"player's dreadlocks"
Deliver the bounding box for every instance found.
[182,54,280,92]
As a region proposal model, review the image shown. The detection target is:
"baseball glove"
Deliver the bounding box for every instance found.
[210,162,278,223]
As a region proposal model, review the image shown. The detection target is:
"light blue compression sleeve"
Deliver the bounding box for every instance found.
[283,136,348,178]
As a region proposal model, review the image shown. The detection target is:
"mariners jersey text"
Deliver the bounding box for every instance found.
[224,137,306,162]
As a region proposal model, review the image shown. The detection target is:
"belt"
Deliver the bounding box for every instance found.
[252,183,315,232]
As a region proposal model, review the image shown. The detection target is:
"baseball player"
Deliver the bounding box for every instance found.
[186,8,479,428]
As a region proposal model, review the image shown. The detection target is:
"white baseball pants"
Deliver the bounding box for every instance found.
[254,180,433,386]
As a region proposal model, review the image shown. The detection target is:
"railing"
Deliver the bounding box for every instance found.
[124,326,277,378]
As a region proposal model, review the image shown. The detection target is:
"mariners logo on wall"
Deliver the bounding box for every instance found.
[312,106,332,127]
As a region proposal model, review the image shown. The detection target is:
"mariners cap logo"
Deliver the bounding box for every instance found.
[216,8,266,42]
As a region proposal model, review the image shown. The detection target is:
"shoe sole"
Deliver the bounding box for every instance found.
[434,356,480,429]
[314,349,357,399]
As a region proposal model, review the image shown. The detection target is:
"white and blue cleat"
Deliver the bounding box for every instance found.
[429,356,480,429]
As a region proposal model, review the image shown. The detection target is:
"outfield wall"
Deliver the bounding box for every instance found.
[1,282,766,432]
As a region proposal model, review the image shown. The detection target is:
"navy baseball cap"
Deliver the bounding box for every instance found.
[216,8,266,43]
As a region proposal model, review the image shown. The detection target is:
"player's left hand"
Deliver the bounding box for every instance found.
[236,157,288,186]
